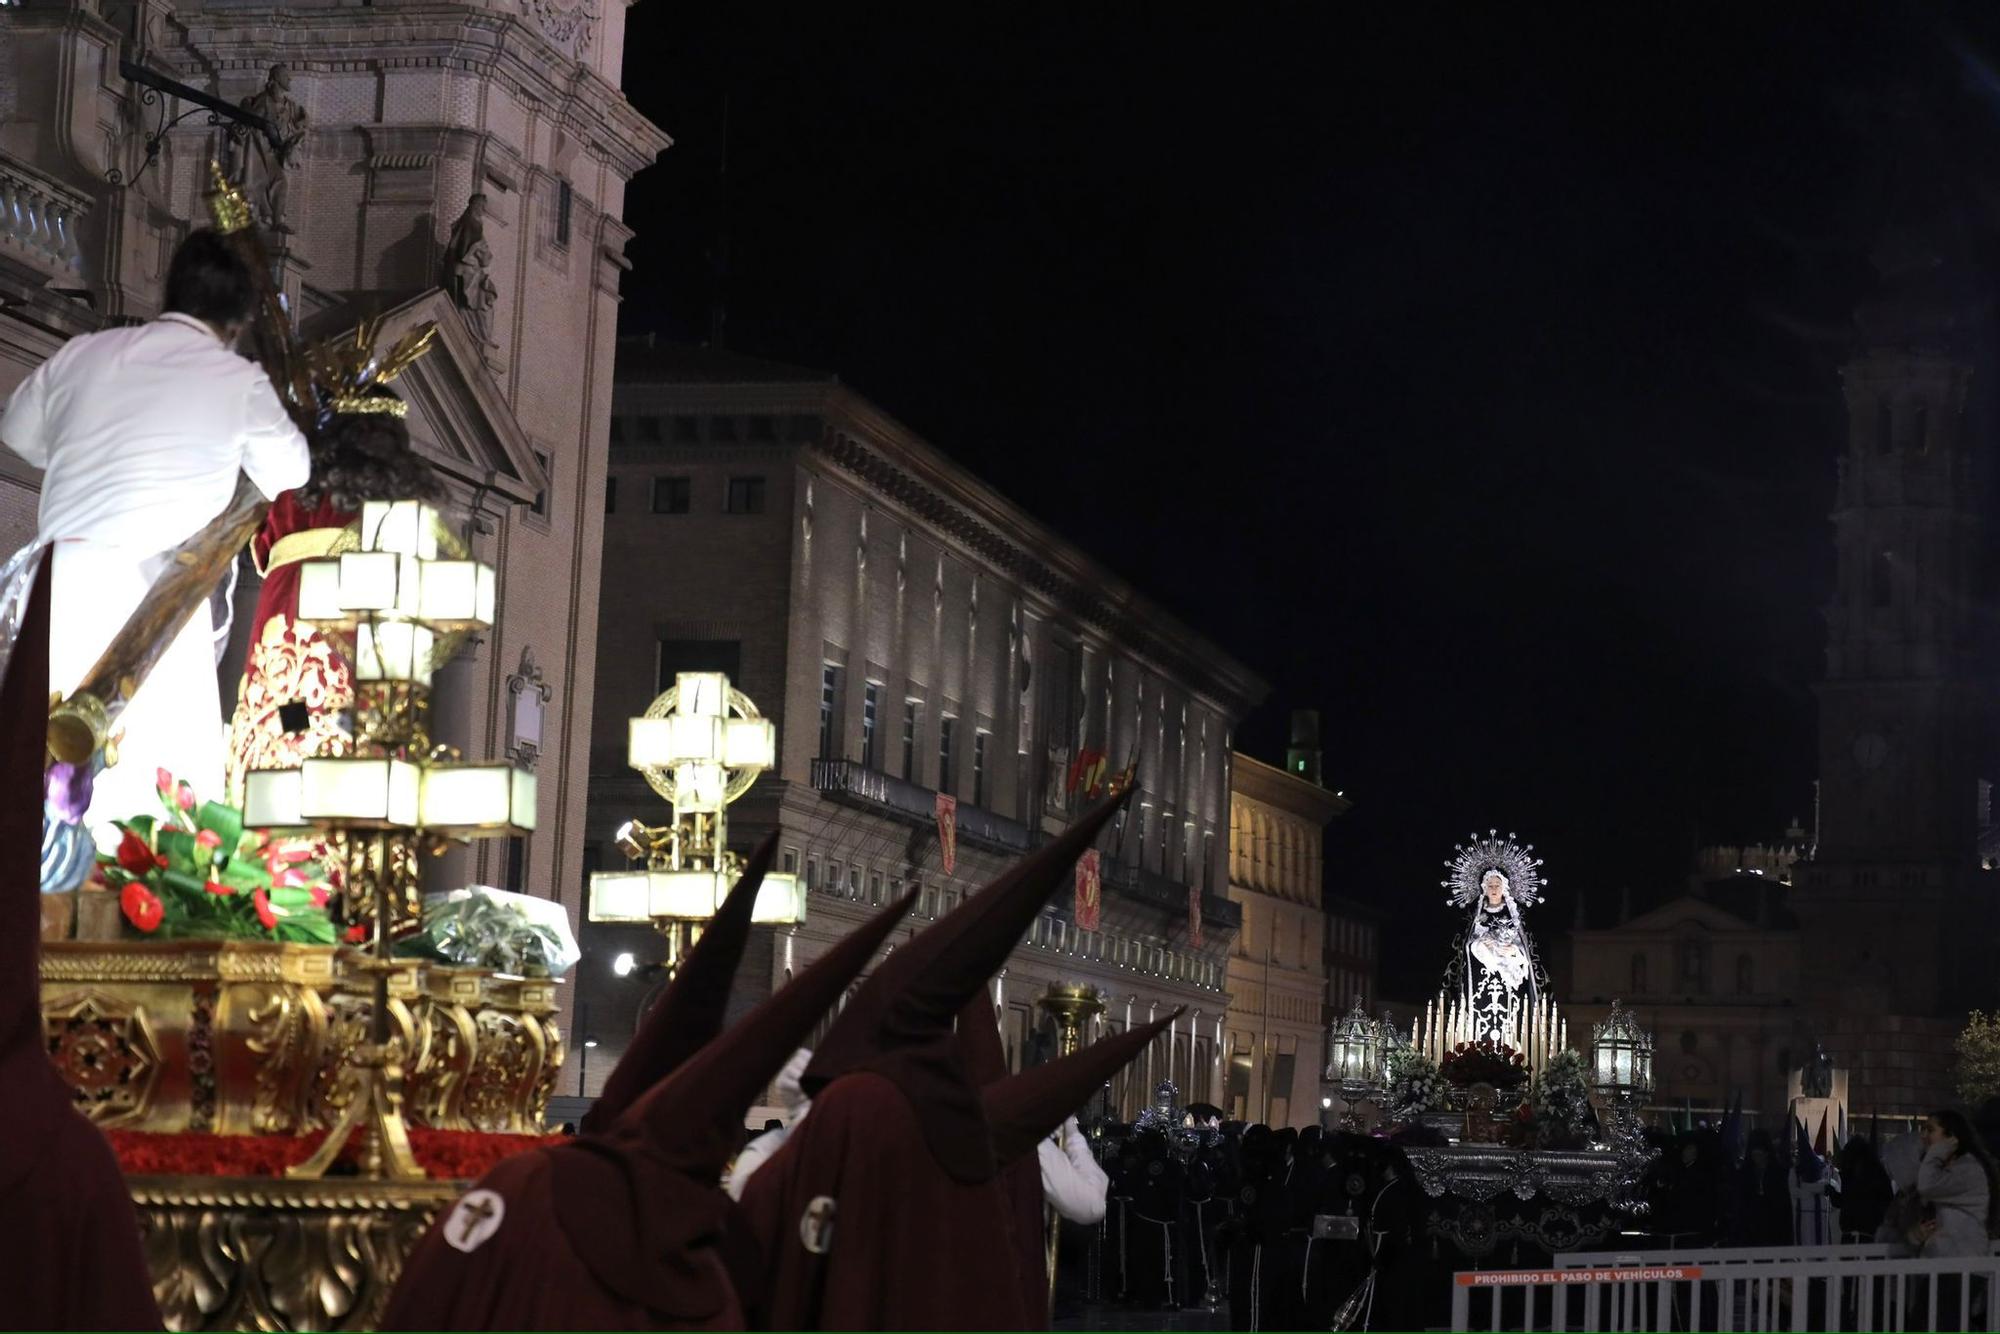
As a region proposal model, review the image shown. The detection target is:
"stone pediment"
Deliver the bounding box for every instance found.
[305,289,544,507]
[1614,895,1764,934]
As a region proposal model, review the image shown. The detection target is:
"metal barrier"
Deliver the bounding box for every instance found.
[1556,1242,1911,1268]
[1450,1254,2000,1332]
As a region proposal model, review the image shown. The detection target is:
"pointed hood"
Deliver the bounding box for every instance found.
[0,551,56,1190]
[803,790,1132,1182]
[984,1011,1179,1165]
[549,890,915,1318]
[956,990,1009,1088]
[579,834,777,1135]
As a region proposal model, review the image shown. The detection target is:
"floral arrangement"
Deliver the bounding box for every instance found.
[107,1126,560,1180]
[1439,1037,1529,1089]
[395,886,581,978]
[95,769,336,945]
[1530,1047,1591,1125]
[1385,1049,1446,1122]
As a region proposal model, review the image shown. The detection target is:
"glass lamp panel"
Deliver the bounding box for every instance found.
[665,713,723,763]
[648,869,722,920]
[674,761,725,813]
[295,560,350,624]
[420,765,512,830]
[298,758,418,825]
[629,717,675,769]
[395,554,424,621]
[242,769,304,829]
[388,759,420,826]
[724,717,776,769]
[675,672,728,717]
[336,552,401,612]
[750,872,806,925]
[589,871,651,923]
[420,560,498,630]
[361,500,440,559]
[355,622,435,684]
[511,768,537,831]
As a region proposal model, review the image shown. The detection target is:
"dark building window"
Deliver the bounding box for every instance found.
[972,731,988,807]
[789,415,822,442]
[1915,404,1930,454]
[748,416,777,442]
[861,683,880,769]
[556,180,573,247]
[1736,954,1754,995]
[605,476,617,513]
[1877,399,1893,454]
[1871,550,1893,608]
[939,716,958,797]
[710,416,739,443]
[673,417,700,443]
[652,477,691,514]
[819,665,841,759]
[726,477,767,514]
[609,417,625,443]
[637,416,663,443]
[655,639,741,695]
[902,700,920,781]
[1630,953,1647,995]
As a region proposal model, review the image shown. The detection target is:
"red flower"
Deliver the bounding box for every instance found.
[252,889,278,930]
[120,883,163,933]
[273,867,308,890]
[155,767,174,794]
[343,923,369,944]
[177,782,197,813]
[203,879,234,897]
[195,829,222,853]
[154,853,169,869]
[115,830,155,876]
[309,885,330,908]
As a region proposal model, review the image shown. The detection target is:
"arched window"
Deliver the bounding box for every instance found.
[1736,954,1754,995]
[1630,953,1647,995]
[1878,398,1894,454]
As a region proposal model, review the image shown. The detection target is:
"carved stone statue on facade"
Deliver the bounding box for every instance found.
[1801,1042,1834,1099]
[442,192,501,349]
[231,65,308,234]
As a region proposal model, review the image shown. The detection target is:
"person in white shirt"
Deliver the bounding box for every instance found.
[725,1046,812,1200]
[0,229,309,841]
[1039,1114,1110,1225]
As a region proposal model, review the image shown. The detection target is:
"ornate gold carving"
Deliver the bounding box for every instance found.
[132,1174,456,1331]
[43,943,561,1136]
[44,989,161,1126]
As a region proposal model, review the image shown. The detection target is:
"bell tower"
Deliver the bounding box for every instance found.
[1795,201,1998,1107]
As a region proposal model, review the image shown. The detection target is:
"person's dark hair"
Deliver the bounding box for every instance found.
[1929,1107,2000,1235]
[298,388,445,511]
[163,229,256,327]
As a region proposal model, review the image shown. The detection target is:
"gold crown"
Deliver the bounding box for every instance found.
[306,317,437,422]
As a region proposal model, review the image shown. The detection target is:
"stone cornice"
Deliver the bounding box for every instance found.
[815,386,1268,719]
[1231,751,1349,823]
[170,6,671,179]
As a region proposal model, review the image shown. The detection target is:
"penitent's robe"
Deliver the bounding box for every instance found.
[737,1072,1035,1332]
[380,1149,756,1332]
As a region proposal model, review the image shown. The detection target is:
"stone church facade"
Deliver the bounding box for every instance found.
[2,0,669,1081]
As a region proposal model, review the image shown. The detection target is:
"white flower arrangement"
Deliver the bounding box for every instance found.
[1530,1047,1590,1128]
[1387,1050,1446,1122]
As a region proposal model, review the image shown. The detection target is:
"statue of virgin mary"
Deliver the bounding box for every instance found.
[1441,831,1550,1047]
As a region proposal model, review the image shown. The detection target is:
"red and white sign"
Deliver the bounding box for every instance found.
[1455,1266,1703,1288]
[1075,848,1102,932]
[935,792,957,876]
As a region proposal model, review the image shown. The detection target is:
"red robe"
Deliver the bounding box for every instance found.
[738,1072,1035,1332]
[0,553,160,1330]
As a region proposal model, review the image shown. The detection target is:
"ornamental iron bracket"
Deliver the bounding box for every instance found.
[107,59,278,191]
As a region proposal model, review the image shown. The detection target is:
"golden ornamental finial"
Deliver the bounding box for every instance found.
[306,319,438,420]
[207,160,252,234]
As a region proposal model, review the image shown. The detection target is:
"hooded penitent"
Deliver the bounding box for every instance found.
[380,851,914,1331]
[740,793,1154,1330]
[957,992,1048,1328]
[0,552,163,1329]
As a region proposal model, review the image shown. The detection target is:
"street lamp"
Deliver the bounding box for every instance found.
[587,672,803,969]
[1591,999,1655,1165]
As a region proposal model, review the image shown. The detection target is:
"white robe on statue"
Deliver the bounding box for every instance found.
[0,313,308,842]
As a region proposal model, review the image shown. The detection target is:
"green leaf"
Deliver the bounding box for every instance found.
[277,913,336,945]
[156,828,199,877]
[218,855,270,891]
[197,801,244,854]
[125,814,157,843]
[268,886,317,910]
[159,869,207,898]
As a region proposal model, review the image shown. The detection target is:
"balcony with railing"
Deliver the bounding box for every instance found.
[1102,857,1242,930]
[0,156,89,288]
[809,758,1033,855]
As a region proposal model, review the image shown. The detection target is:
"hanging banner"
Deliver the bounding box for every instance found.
[1075,848,1102,932]
[935,792,958,876]
[1187,882,1204,949]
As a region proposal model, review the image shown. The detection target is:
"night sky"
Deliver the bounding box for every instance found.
[616,6,2000,993]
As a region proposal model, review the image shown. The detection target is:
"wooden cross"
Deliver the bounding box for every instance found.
[457,1193,499,1245]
